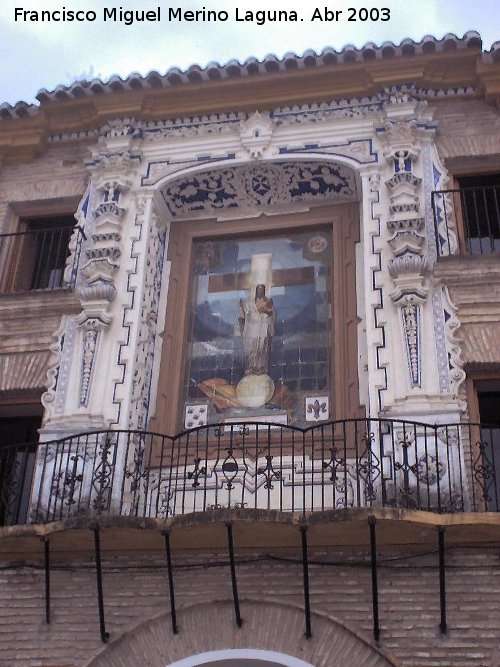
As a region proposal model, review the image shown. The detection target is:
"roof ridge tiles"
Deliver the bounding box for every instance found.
[0,30,489,119]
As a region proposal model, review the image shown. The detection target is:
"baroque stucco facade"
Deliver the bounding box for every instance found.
[1,31,500,667]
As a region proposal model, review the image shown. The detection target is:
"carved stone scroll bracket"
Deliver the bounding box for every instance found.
[41,316,69,421]
[441,286,467,401]
[76,312,112,408]
[430,182,459,257]
[63,223,84,285]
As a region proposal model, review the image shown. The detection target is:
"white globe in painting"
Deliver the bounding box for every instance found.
[236,374,275,408]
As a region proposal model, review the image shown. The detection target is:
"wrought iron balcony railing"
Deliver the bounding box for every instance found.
[1,419,499,527]
[0,224,85,294]
[432,186,500,257]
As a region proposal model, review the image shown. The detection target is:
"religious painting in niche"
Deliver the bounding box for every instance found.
[183,229,331,427]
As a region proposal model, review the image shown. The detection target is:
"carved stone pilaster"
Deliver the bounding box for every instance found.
[123,195,169,431]
[376,96,435,389]
[67,138,144,415]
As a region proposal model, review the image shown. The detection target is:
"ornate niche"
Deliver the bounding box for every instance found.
[149,200,364,435]
[144,160,365,432]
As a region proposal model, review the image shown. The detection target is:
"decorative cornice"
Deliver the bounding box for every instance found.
[1,34,499,163]
[44,85,477,145]
[433,253,500,287]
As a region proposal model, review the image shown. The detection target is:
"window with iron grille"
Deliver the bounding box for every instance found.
[456,174,500,254]
[432,173,500,257]
[0,214,76,293]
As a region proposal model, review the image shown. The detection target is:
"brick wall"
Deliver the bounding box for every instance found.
[0,144,89,234]
[1,545,500,667]
[434,97,500,161]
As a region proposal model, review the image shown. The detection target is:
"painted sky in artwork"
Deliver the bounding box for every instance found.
[0,0,498,105]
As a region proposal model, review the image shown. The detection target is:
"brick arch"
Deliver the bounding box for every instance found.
[85,599,399,667]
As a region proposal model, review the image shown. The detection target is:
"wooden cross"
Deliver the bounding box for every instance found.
[208,253,315,295]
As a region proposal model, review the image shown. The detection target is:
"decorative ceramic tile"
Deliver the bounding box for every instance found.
[184,404,208,429]
[305,396,329,422]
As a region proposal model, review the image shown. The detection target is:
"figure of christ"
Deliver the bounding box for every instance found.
[239,284,276,375]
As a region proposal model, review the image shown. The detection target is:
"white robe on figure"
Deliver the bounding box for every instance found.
[241,298,275,375]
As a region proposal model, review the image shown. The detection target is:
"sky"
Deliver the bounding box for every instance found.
[0,0,499,106]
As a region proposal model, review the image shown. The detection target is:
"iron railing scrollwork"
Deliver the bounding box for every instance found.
[1,419,499,526]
